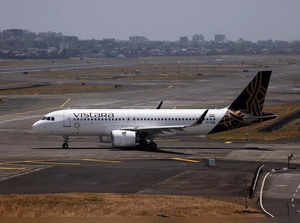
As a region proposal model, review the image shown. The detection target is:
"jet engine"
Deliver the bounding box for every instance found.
[111,130,136,147]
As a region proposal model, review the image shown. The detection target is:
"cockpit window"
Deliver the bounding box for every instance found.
[42,116,55,121]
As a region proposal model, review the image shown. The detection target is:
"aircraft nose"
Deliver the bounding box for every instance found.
[32,121,40,132]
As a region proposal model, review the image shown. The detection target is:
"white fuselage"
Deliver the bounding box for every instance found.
[32,108,228,137]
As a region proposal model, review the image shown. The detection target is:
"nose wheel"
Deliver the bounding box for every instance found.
[62,143,69,149]
[62,136,69,149]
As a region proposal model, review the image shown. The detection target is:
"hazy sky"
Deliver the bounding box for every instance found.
[1,0,300,41]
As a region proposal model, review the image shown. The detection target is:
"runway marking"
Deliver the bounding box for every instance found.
[260,172,275,218]
[60,98,71,108]
[81,158,120,163]
[0,167,26,170]
[22,161,80,166]
[276,185,288,187]
[171,158,200,163]
[155,138,179,142]
[0,160,54,165]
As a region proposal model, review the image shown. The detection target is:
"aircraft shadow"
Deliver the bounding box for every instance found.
[109,148,191,155]
[32,147,191,154]
[32,146,270,153]
[32,147,110,150]
[159,146,273,151]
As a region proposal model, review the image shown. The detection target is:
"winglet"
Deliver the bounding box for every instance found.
[193,109,208,126]
[156,100,163,109]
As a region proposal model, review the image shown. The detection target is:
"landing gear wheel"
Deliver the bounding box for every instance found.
[148,142,157,151]
[62,143,69,149]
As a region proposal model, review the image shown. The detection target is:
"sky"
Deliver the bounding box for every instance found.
[1,0,300,41]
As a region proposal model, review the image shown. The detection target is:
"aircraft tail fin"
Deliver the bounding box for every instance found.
[229,71,272,116]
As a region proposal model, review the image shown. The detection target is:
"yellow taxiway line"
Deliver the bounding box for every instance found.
[22,161,80,166]
[81,158,120,163]
[224,141,232,144]
[0,167,26,170]
[60,98,71,108]
[171,158,200,163]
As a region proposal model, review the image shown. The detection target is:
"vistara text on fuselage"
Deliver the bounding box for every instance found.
[32,71,277,149]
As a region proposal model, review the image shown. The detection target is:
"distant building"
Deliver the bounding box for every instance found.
[2,29,25,40]
[192,34,205,42]
[38,31,63,39]
[102,38,116,43]
[214,34,226,43]
[129,36,148,43]
[179,36,189,45]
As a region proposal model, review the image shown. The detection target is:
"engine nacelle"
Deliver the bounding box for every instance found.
[111,130,136,147]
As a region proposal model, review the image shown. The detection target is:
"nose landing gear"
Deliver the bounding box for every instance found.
[62,136,69,149]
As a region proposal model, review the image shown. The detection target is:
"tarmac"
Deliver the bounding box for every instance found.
[0,56,300,222]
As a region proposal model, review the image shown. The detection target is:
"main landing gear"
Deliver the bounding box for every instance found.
[62,136,69,149]
[139,139,157,150]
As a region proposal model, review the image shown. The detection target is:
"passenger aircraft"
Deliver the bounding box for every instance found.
[32,71,277,149]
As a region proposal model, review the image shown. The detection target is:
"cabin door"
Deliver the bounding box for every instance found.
[63,114,72,128]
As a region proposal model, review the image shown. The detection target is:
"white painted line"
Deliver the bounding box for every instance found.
[260,172,275,218]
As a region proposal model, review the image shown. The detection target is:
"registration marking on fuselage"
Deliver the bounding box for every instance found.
[171,158,200,163]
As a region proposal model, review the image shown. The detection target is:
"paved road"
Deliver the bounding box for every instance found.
[261,170,300,222]
[0,158,284,195]
[0,61,139,73]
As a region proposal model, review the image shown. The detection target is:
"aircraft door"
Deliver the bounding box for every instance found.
[73,119,80,135]
[63,113,72,127]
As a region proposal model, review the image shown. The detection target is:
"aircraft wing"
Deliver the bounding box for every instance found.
[121,125,187,136]
[121,109,209,137]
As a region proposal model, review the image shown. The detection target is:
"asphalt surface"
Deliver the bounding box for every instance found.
[0,56,300,222]
[0,158,288,195]
[261,170,300,223]
[0,61,138,73]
